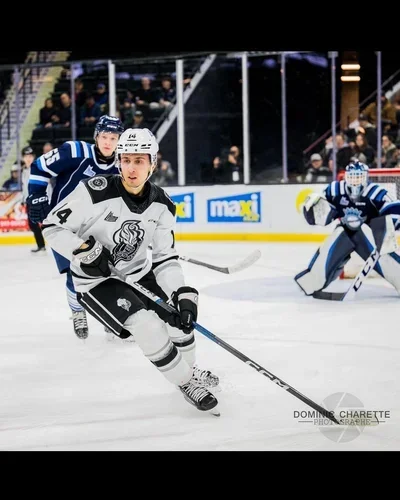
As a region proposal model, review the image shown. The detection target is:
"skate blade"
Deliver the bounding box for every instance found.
[209,408,220,417]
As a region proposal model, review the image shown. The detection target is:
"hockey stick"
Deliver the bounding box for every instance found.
[313,247,379,302]
[110,265,340,425]
[178,249,262,274]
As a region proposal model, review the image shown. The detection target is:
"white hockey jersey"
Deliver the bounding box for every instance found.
[42,174,184,294]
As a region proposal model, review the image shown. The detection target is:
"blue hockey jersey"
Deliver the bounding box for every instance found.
[323,179,400,229]
[28,141,119,208]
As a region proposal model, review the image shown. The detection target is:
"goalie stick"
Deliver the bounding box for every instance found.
[178,249,261,274]
[110,265,340,425]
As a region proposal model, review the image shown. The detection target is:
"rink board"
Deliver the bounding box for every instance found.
[0,182,397,244]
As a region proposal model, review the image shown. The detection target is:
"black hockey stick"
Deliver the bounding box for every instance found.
[111,266,340,425]
[313,247,379,302]
[178,249,262,274]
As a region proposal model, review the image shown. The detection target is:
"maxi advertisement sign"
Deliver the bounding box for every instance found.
[170,192,195,222]
[207,192,261,223]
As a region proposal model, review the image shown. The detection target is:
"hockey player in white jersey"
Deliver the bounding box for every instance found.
[295,161,400,296]
[41,128,219,415]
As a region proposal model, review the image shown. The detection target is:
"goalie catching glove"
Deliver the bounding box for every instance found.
[167,286,199,334]
[303,193,336,226]
[72,235,113,277]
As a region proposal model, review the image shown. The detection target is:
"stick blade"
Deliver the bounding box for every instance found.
[312,290,346,301]
[227,249,262,274]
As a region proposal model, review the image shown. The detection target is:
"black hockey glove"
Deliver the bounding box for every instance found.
[26,193,50,223]
[72,235,113,278]
[170,286,199,334]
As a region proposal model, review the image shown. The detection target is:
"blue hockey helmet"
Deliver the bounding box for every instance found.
[344,161,369,199]
[94,115,124,139]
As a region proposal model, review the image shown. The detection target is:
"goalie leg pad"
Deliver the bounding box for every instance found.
[378,252,400,294]
[349,225,384,278]
[350,216,398,278]
[295,225,355,295]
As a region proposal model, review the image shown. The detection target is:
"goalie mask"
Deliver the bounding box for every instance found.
[344,161,369,200]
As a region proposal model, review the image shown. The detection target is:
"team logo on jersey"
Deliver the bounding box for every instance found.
[112,220,145,265]
[88,176,107,190]
[105,211,118,222]
[117,298,131,312]
[170,193,195,222]
[207,192,261,223]
[340,196,349,206]
[83,166,96,177]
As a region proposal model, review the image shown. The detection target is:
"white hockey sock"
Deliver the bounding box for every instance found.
[167,324,196,368]
[124,309,192,386]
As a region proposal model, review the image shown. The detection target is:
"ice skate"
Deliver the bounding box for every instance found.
[31,246,46,254]
[179,379,220,416]
[192,365,220,389]
[72,310,89,339]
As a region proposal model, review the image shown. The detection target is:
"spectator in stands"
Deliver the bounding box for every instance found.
[120,98,135,128]
[349,133,376,168]
[392,143,400,168]
[80,94,102,126]
[38,97,58,128]
[152,151,175,187]
[345,114,378,151]
[42,142,54,154]
[324,133,353,174]
[394,98,400,133]
[303,153,332,183]
[94,82,108,112]
[53,92,72,128]
[1,164,21,191]
[356,114,378,151]
[381,134,397,168]
[361,91,397,131]
[131,110,151,129]
[133,77,162,114]
[74,78,88,108]
[212,145,243,184]
[158,76,176,110]
[21,146,46,253]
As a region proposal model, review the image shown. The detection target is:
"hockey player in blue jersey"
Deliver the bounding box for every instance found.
[26,115,125,338]
[295,161,400,296]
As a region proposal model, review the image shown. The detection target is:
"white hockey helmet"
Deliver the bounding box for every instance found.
[117,128,159,166]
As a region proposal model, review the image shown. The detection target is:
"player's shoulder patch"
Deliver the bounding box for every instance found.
[150,183,176,217]
[88,176,108,190]
[82,174,120,204]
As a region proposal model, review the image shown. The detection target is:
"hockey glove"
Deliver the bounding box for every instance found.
[72,235,113,278]
[170,286,199,334]
[26,193,50,223]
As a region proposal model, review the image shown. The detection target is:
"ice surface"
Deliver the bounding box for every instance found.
[0,241,399,451]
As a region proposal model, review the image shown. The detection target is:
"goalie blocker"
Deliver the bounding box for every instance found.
[295,214,400,296]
